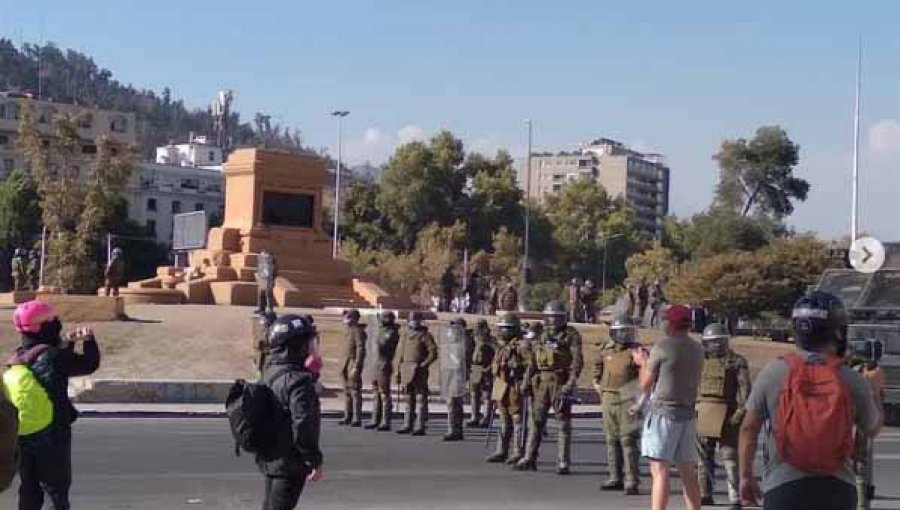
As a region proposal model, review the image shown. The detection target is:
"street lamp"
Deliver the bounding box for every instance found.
[600,233,624,293]
[330,110,350,259]
[520,119,533,311]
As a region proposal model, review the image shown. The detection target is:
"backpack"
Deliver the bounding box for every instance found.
[0,382,18,492]
[225,379,281,456]
[775,353,854,475]
[2,364,53,437]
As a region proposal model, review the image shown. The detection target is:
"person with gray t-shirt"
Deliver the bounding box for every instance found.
[739,292,883,510]
[634,304,704,510]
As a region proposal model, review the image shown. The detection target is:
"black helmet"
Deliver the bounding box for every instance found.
[258,310,278,328]
[379,310,396,325]
[609,315,636,344]
[475,319,489,332]
[496,312,522,338]
[408,311,426,330]
[14,248,25,257]
[343,309,361,323]
[451,317,467,328]
[543,300,567,330]
[791,291,847,351]
[525,321,543,340]
[701,323,729,355]
[268,314,314,351]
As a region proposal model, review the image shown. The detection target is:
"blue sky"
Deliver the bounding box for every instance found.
[4,0,900,240]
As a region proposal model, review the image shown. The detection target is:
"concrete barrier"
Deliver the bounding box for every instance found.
[71,379,234,404]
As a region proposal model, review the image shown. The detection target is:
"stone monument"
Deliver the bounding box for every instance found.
[122,148,407,308]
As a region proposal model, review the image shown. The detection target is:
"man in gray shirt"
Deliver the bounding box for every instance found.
[739,292,883,510]
[634,303,704,510]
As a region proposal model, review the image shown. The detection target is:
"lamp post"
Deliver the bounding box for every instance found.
[520,119,532,311]
[330,110,350,259]
[600,233,624,293]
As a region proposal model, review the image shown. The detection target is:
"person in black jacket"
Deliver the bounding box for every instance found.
[9,300,101,510]
[258,314,324,510]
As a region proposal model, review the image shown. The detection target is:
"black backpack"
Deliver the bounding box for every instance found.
[225,379,281,456]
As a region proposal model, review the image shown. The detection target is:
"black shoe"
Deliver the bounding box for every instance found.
[486,452,508,463]
[412,429,426,436]
[364,423,379,430]
[350,421,362,428]
[377,424,391,432]
[396,427,412,434]
[513,459,537,471]
[624,485,640,496]
[443,433,463,442]
[506,454,523,465]
[700,496,714,506]
[556,464,570,475]
[478,419,491,428]
[337,418,352,426]
[868,485,876,500]
[465,419,481,428]
[601,481,624,491]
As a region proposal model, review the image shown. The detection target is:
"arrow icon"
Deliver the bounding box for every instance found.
[862,247,872,263]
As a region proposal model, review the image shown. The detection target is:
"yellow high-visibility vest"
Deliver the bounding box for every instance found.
[2,365,53,436]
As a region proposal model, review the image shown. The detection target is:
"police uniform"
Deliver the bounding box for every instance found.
[10,251,27,292]
[487,326,531,464]
[516,325,583,473]
[366,320,400,431]
[397,326,438,435]
[695,349,750,506]
[467,325,496,427]
[594,340,641,492]
[339,322,367,427]
[104,251,126,297]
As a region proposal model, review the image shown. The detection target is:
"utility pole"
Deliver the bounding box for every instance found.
[520,120,533,311]
[851,39,862,242]
[331,110,350,258]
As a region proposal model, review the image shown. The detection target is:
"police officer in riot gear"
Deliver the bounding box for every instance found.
[339,309,367,427]
[515,301,583,474]
[487,313,531,464]
[696,323,750,509]
[466,319,496,428]
[366,311,401,431]
[11,248,27,292]
[397,312,438,436]
[593,315,642,494]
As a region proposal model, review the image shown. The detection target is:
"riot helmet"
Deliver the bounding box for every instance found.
[451,317,467,329]
[408,311,427,331]
[543,300,568,332]
[112,247,123,258]
[792,291,847,352]
[343,309,361,325]
[475,319,490,334]
[609,315,636,345]
[13,248,25,258]
[496,312,522,341]
[525,321,543,340]
[701,323,730,356]
[379,310,396,326]
[268,314,314,354]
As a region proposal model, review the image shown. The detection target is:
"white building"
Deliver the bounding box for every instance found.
[155,135,223,169]
[125,161,225,245]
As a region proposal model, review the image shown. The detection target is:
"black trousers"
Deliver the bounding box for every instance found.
[257,287,275,313]
[262,476,307,510]
[764,477,856,510]
[18,427,72,510]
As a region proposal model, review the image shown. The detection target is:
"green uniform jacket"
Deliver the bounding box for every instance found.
[105,257,127,286]
[470,330,496,387]
[493,336,532,414]
[696,350,750,445]
[528,326,583,392]
[593,341,640,392]
[11,257,26,283]
[373,324,400,387]
[398,328,438,392]
[340,324,367,387]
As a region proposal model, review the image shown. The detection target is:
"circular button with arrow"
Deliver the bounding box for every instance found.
[849,236,885,274]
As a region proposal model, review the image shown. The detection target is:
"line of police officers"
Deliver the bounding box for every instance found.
[249,301,855,508]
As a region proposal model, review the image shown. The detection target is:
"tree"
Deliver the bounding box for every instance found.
[625,241,678,283]
[688,212,773,259]
[0,169,42,289]
[341,179,392,251]
[19,103,136,292]
[713,125,808,219]
[465,150,524,252]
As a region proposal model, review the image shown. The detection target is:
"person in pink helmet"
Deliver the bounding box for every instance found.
[8,300,100,510]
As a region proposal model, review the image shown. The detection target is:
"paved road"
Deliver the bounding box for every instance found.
[2,418,900,509]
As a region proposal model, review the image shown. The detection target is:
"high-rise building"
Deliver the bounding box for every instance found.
[0,91,136,178]
[520,137,670,238]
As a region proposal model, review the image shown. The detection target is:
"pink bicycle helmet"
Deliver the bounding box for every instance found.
[13,300,57,334]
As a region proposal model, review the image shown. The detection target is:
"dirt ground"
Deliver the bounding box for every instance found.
[0,304,793,389]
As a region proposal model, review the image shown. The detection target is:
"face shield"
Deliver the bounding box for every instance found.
[544,314,567,332]
[610,325,636,345]
[701,337,728,356]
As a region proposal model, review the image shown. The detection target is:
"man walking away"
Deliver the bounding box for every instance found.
[696,323,751,509]
[338,310,366,427]
[257,314,324,510]
[633,304,704,510]
[7,300,101,510]
[739,292,882,510]
[396,312,438,436]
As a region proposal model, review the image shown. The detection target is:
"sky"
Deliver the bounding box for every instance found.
[4,0,900,240]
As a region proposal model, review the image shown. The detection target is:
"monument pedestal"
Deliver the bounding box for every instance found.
[117,148,409,309]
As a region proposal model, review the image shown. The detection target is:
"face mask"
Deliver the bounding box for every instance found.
[304,344,322,377]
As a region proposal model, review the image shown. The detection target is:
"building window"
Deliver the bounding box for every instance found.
[1,102,19,120]
[180,178,199,190]
[109,116,129,133]
[0,135,8,146]
[146,219,157,236]
[208,151,215,162]
[3,159,13,173]
[147,198,157,212]
[77,113,93,130]
[171,200,182,214]
[38,107,56,124]
[195,203,204,211]
[82,144,97,155]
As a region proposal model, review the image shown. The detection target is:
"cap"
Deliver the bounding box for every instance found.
[664,304,692,329]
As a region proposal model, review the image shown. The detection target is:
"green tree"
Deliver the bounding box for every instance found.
[625,241,678,283]
[0,169,42,289]
[714,125,808,219]
[341,179,391,251]
[465,150,524,251]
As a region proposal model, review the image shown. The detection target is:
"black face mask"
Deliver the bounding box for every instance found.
[37,318,63,346]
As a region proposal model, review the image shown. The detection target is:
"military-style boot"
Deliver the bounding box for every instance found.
[506,416,524,465]
[338,393,353,425]
[412,392,427,436]
[465,390,482,428]
[378,390,393,431]
[514,419,541,471]
[486,414,511,463]
[350,390,363,427]
[557,418,572,475]
[365,392,382,430]
[479,399,495,428]
[623,435,641,496]
[397,394,414,434]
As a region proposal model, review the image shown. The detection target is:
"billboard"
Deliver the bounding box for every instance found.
[172,211,208,251]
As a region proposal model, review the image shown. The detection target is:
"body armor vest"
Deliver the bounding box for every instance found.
[698,356,729,401]
[599,347,636,391]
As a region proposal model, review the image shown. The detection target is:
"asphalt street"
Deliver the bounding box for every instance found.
[2,418,900,510]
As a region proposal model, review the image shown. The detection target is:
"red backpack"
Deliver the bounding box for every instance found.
[775,353,853,475]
